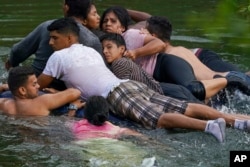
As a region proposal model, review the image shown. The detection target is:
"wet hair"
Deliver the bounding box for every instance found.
[7,66,35,95]
[100,6,132,32]
[146,16,172,42]
[99,32,126,49]
[84,96,109,126]
[65,0,93,20]
[47,17,80,37]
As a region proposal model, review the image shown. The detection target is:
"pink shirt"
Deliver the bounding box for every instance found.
[72,119,126,140]
[122,29,157,76]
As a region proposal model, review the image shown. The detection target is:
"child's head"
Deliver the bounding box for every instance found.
[146,16,172,42]
[100,33,126,64]
[84,96,109,126]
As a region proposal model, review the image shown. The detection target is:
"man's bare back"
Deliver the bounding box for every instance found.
[165,45,227,80]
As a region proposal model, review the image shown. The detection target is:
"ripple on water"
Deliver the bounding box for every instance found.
[0,46,10,56]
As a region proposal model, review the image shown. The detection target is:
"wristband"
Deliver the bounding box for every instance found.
[67,103,78,110]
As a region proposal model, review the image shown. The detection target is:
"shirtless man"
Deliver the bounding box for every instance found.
[145,16,250,95]
[127,9,241,72]
[0,66,83,116]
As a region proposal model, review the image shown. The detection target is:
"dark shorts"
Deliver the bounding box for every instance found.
[159,82,202,103]
[153,53,196,86]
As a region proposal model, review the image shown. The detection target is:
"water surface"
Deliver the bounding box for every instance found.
[0,0,250,166]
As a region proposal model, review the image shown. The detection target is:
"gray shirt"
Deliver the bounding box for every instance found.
[9,19,102,76]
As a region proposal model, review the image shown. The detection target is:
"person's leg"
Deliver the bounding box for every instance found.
[184,103,250,131]
[159,82,202,103]
[157,113,226,142]
[197,49,250,95]
[200,78,227,99]
[154,53,227,100]
[149,90,226,142]
[197,49,241,72]
[108,80,226,142]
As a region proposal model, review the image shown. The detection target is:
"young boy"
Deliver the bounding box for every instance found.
[100,32,201,103]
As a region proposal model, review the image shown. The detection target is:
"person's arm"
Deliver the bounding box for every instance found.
[125,34,166,60]
[32,88,81,115]
[6,22,48,70]
[37,73,54,90]
[127,9,151,22]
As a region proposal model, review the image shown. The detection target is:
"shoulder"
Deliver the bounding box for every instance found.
[123,29,141,37]
[78,24,100,41]
[36,20,54,30]
[113,57,133,66]
[0,98,16,115]
[123,29,145,49]
[125,28,140,34]
[81,45,102,57]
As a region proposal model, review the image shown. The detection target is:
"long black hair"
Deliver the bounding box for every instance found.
[84,96,109,126]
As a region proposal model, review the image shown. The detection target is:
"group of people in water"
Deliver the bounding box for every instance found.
[1,0,250,142]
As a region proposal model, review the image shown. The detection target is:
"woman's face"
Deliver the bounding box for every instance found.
[84,5,100,30]
[101,11,125,33]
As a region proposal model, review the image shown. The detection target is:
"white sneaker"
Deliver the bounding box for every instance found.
[205,118,226,143]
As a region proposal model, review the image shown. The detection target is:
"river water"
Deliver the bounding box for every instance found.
[0,0,250,166]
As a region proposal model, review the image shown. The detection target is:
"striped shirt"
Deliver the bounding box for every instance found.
[110,57,163,94]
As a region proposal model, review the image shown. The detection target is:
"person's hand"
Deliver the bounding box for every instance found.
[72,99,86,109]
[42,88,59,94]
[5,59,12,71]
[124,50,137,60]
[67,99,85,117]
[0,84,9,92]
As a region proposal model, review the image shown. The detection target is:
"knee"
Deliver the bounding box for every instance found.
[186,81,206,101]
